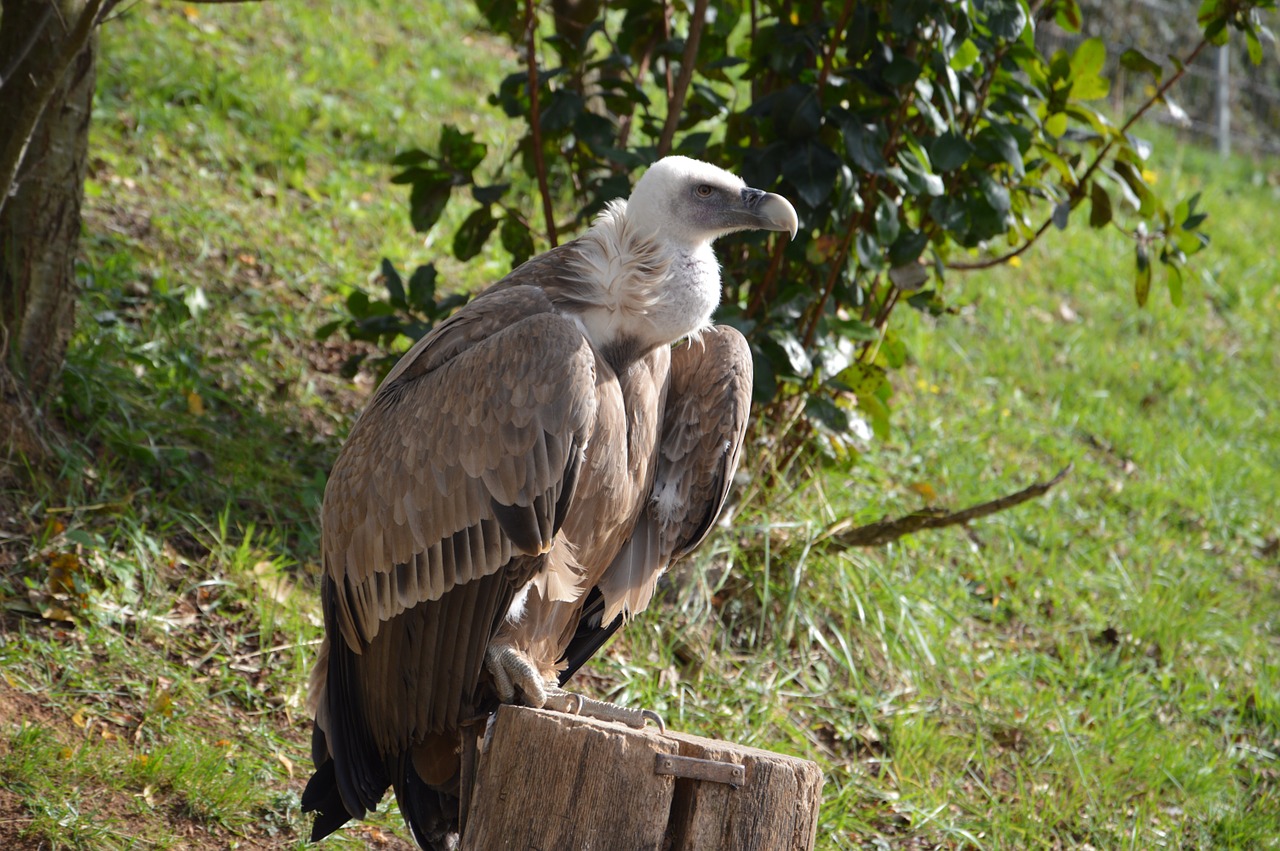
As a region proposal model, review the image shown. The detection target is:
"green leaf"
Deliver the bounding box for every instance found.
[1112,161,1156,217]
[1197,0,1224,27]
[381,258,407,309]
[1089,181,1112,229]
[541,90,585,134]
[1070,74,1110,101]
[1068,38,1109,101]
[875,193,901,246]
[950,39,981,70]
[889,228,929,267]
[315,319,343,341]
[500,216,535,267]
[1055,0,1083,32]
[453,207,499,262]
[805,396,850,434]
[1044,112,1068,137]
[1120,48,1163,83]
[835,361,887,398]
[346,290,371,319]
[1070,38,1106,78]
[1204,18,1229,46]
[1245,26,1264,65]
[472,183,510,205]
[856,230,884,269]
[409,179,452,233]
[985,0,1028,41]
[1135,243,1152,307]
[782,141,842,207]
[408,264,438,309]
[899,147,944,196]
[1052,201,1070,230]
[930,132,974,172]
[977,173,1011,216]
[884,56,922,86]
[390,148,433,167]
[826,315,879,342]
[974,124,1025,177]
[858,392,892,441]
[438,125,486,173]
[769,330,812,377]
[1165,258,1184,307]
[841,119,887,174]
[929,195,968,233]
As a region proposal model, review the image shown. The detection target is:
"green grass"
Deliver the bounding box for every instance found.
[1,2,1278,848]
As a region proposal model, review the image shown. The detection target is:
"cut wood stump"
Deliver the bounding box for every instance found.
[459,705,823,851]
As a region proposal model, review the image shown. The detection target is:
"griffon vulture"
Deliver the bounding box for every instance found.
[302,156,798,847]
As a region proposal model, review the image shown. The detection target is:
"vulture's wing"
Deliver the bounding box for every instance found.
[589,324,753,628]
[315,283,598,819]
[324,284,597,650]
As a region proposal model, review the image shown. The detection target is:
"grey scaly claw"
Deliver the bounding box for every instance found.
[542,687,665,732]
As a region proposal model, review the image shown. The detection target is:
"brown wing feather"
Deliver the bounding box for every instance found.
[309,283,600,823]
[595,325,753,622]
[321,285,598,651]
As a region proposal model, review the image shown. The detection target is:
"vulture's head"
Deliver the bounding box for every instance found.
[625,156,799,251]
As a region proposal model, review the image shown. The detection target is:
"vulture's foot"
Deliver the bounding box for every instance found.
[542,688,665,733]
[486,645,548,705]
[484,645,664,732]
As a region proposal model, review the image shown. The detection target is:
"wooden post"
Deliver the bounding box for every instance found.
[460,705,823,851]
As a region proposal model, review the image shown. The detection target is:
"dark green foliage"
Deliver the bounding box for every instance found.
[316,258,468,378]
[341,0,1274,460]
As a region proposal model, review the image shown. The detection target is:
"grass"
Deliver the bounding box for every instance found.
[1,1,1278,848]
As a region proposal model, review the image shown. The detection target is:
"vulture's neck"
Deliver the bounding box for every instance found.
[566,201,720,365]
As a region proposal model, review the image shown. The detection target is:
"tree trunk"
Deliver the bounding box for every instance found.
[0,0,98,469]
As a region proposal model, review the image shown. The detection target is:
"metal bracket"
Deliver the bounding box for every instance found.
[654,753,746,788]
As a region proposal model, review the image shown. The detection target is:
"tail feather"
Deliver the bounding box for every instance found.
[394,757,460,851]
[301,758,355,842]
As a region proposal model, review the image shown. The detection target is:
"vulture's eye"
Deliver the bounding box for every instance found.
[694,184,714,198]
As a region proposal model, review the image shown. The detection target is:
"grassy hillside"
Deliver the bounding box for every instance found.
[1,2,1277,849]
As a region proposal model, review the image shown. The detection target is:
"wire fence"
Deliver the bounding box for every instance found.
[1038,0,1280,158]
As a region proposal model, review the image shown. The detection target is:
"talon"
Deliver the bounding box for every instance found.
[642,709,666,734]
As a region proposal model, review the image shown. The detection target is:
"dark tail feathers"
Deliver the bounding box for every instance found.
[394,757,460,850]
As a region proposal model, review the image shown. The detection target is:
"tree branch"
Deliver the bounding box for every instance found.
[948,37,1212,273]
[815,0,854,97]
[819,464,1073,548]
[656,0,709,157]
[524,0,559,247]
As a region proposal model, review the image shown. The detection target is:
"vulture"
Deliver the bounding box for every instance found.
[302,156,798,848]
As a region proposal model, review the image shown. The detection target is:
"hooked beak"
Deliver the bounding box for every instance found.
[740,187,799,239]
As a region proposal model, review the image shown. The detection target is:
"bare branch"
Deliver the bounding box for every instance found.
[819,464,1073,548]
[523,0,558,247]
[816,0,855,97]
[656,0,708,158]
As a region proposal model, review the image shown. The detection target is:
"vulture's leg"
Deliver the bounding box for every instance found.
[484,645,664,731]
